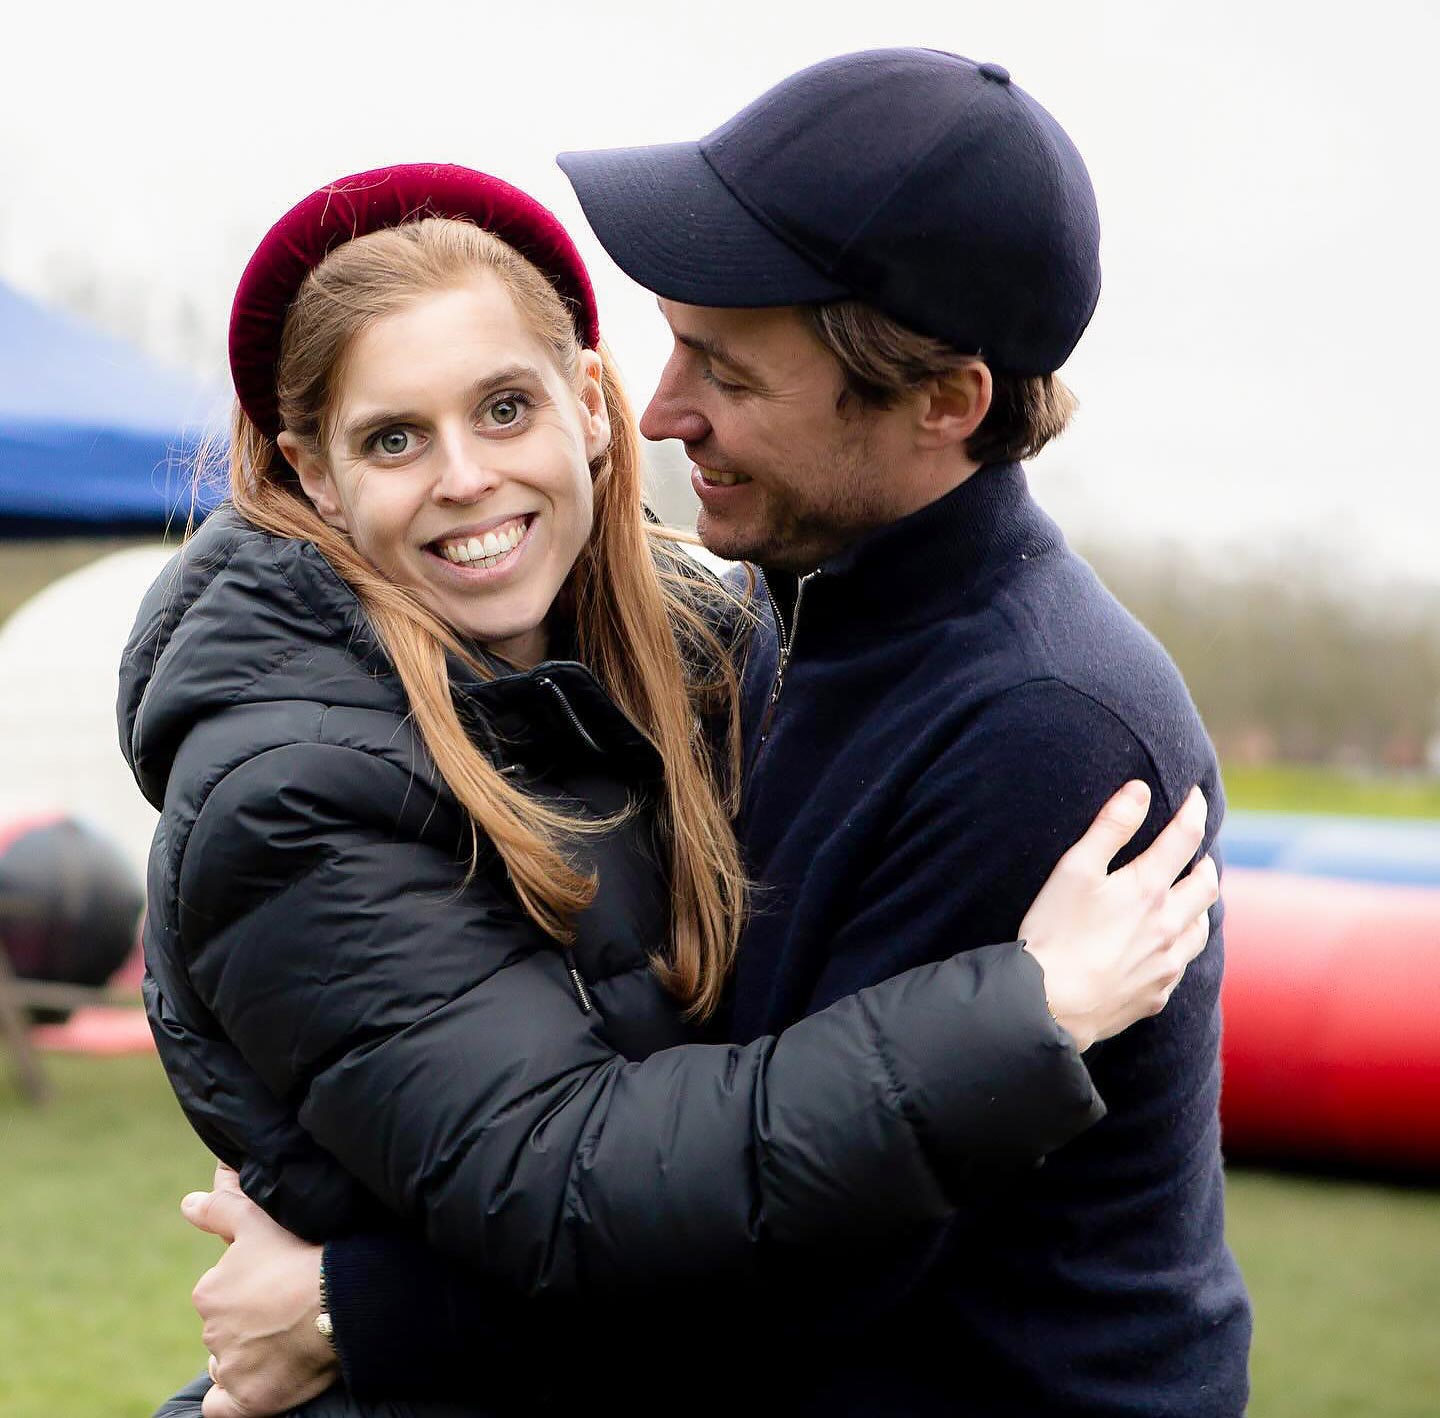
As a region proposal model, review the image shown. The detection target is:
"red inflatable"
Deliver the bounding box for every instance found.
[1220,868,1440,1172]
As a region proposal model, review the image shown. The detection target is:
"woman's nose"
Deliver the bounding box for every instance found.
[432,435,501,502]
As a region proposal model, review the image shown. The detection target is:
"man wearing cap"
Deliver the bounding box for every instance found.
[548,50,1250,1415]
[177,49,1250,1418]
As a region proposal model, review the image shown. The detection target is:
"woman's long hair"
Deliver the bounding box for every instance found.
[227,218,749,1019]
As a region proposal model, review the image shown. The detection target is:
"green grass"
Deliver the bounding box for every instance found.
[0,1053,214,1418]
[1227,1169,1440,1416]
[1223,762,1440,818]
[4,1054,1440,1416]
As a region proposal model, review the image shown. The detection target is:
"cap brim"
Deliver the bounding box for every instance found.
[557,141,847,309]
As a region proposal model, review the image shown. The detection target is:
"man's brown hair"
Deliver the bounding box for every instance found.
[803,300,1077,464]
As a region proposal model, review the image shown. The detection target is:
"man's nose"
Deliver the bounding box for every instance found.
[640,359,711,446]
[433,433,502,502]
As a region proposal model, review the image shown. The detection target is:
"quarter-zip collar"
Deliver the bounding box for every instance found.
[756,461,1062,651]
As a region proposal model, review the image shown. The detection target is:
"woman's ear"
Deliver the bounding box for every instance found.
[576,349,612,464]
[277,431,348,531]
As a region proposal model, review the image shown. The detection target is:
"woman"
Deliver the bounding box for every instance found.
[120,165,1216,1418]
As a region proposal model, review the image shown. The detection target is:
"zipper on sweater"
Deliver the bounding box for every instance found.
[563,948,593,1014]
[536,675,602,753]
[758,571,816,745]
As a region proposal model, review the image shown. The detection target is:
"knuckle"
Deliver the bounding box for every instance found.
[1096,806,1128,833]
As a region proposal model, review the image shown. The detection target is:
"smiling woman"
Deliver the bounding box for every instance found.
[279,277,605,666]
[219,202,746,955]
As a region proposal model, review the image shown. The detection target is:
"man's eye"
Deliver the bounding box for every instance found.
[371,428,414,457]
[486,394,531,427]
[702,367,745,395]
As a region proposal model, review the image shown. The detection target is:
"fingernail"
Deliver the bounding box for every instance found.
[180,1192,206,1216]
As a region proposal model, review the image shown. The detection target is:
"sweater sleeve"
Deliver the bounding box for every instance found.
[177,739,1102,1303]
[804,676,1193,1013]
[751,676,1217,1339]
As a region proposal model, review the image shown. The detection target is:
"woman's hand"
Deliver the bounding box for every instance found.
[1019,781,1219,1052]
[181,1162,339,1418]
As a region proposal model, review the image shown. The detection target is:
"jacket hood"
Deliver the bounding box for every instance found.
[118,508,404,811]
[118,507,664,812]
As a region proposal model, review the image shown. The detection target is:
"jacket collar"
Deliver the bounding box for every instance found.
[451,658,663,781]
[761,461,1064,643]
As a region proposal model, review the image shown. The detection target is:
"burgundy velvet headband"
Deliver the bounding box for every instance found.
[229,163,602,439]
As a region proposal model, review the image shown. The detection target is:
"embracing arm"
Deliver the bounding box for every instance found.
[180,742,1101,1295]
[186,725,1214,1410]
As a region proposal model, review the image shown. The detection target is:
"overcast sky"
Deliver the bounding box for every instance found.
[2,0,1436,582]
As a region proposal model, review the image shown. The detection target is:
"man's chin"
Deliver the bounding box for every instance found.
[695,508,762,565]
[700,518,845,576]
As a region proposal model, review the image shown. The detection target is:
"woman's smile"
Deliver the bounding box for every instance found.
[423,512,537,579]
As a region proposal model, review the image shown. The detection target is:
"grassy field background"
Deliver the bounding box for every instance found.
[2,766,1437,1414]
[1225,763,1440,819]
[3,1054,1439,1416]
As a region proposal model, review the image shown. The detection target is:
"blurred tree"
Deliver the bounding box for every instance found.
[1086,544,1440,771]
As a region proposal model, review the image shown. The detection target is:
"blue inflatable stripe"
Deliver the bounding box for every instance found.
[1221,810,1440,887]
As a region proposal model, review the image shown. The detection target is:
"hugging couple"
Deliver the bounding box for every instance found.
[122,46,1251,1418]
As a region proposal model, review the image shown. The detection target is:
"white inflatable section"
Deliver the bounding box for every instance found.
[0,545,174,883]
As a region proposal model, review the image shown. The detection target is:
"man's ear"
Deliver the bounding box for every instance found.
[277,431,348,531]
[915,360,993,450]
[576,349,613,465]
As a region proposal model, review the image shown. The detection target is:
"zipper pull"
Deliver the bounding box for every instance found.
[758,674,783,744]
[536,674,603,754]
[563,948,593,1014]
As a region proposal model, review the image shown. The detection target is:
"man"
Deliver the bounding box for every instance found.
[182,49,1249,1417]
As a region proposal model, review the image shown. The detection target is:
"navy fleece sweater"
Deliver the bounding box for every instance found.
[326,462,1251,1415]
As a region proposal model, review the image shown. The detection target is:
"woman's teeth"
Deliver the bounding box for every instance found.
[436,518,527,568]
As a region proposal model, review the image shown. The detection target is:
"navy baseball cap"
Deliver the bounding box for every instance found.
[558,48,1101,375]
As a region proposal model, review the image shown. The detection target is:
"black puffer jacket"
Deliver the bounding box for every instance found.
[118,509,1104,1297]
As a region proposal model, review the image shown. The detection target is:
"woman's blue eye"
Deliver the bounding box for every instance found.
[375,429,411,456]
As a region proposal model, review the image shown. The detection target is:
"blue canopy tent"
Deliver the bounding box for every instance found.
[0,281,224,535]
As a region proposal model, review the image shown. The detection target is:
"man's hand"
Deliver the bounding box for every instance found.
[182,1163,340,1417]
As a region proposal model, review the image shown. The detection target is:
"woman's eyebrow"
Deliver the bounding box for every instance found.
[340,364,547,441]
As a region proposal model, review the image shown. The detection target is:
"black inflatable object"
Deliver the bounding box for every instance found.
[0,815,144,1021]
